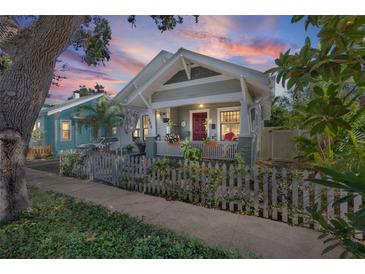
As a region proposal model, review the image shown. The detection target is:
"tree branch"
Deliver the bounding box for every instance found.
[0,16,20,51]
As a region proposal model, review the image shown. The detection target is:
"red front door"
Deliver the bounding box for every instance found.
[192,112,207,140]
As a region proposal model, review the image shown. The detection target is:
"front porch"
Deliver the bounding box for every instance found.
[144,99,256,163]
[156,140,238,160]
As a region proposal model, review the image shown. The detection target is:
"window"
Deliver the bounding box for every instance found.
[142,115,149,140]
[220,110,240,140]
[61,121,71,141]
[111,126,117,135]
[132,118,141,139]
[33,121,41,131]
[132,115,149,140]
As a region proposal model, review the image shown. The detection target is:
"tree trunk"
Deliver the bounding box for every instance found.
[0,16,86,222]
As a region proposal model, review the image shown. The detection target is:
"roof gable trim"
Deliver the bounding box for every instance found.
[46,93,107,116]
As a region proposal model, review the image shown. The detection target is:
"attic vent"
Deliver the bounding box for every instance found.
[164,66,220,85]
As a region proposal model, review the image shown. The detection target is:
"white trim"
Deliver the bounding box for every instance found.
[47,93,106,116]
[156,75,234,92]
[216,106,240,141]
[151,92,242,109]
[123,48,270,106]
[138,93,151,108]
[60,120,72,142]
[113,50,173,102]
[189,109,210,141]
[180,54,191,80]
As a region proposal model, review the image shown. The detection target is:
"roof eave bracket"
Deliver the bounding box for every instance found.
[180,54,191,80]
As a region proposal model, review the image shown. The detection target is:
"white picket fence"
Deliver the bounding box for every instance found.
[61,151,363,239]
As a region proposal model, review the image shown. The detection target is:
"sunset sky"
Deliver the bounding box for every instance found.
[50,15,319,99]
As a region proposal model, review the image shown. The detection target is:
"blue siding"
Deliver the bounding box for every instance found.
[32,97,106,155]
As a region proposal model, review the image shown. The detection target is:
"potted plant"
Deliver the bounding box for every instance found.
[123,143,134,155]
[134,138,146,154]
[164,132,180,145]
[203,137,218,147]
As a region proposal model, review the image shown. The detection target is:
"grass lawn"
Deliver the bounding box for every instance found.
[0,187,251,259]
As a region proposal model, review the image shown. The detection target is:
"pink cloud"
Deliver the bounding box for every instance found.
[50,66,127,98]
[181,30,287,59]
[244,57,270,65]
[111,37,158,63]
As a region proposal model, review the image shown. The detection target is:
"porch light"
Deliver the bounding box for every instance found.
[199,104,204,108]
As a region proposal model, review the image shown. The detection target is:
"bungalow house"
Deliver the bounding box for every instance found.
[31,93,111,155]
[114,48,274,165]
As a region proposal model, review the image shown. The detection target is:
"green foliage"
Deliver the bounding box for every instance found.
[264,96,292,127]
[68,83,107,100]
[128,16,199,33]
[72,16,112,66]
[306,166,365,258]
[166,119,176,130]
[268,16,365,93]
[59,152,87,179]
[31,127,43,146]
[151,157,181,175]
[123,144,134,153]
[233,153,246,173]
[0,187,241,258]
[180,138,202,163]
[202,137,212,145]
[0,53,11,73]
[77,97,124,138]
[269,16,365,258]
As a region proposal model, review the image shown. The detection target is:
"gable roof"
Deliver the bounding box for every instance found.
[114,48,272,107]
[44,97,65,106]
[114,50,173,103]
[41,93,109,116]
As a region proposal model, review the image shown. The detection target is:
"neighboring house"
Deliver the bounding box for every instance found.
[31,93,111,155]
[114,48,274,165]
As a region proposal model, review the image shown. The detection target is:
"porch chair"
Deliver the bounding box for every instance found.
[223,132,235,141]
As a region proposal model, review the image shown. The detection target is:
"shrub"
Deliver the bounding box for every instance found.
[180,138,202,163]
[59,152,87,178]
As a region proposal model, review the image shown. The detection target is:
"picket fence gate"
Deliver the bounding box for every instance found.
[62,151,364,240]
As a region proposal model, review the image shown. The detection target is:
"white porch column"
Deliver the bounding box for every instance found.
[238,76,254,166]
[239,99,251,136]
[147,108,156,137]
[146,108,157,158]
[166,108,171,134]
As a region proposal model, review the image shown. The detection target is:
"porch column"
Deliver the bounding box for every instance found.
[53,113,60,155]
[146,108,157,158]
[238,76,254,166]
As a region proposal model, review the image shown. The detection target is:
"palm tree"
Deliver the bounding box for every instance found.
[77,97,124,139]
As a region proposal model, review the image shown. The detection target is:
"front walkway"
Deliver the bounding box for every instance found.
[25,168,341,258]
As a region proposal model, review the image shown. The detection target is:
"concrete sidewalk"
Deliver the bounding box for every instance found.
[25,168,341,258]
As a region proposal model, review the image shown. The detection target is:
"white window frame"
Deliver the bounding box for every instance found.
[60,120,71,142]
[216,106,240,141]
[189,109,210,141]
[132,114,149,140]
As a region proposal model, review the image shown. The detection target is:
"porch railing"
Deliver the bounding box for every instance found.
[156,140,238,160]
